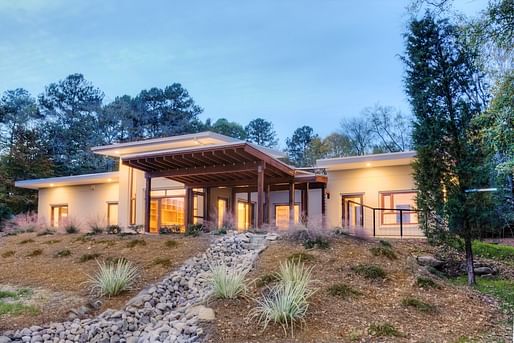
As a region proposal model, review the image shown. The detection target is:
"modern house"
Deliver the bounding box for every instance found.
[15,132,423,237]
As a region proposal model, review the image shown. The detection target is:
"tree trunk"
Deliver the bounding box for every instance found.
[464,235,476,286]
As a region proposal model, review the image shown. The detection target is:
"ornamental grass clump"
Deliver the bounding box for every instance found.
[210,264,248,299]
[88,259,139,297]
[250,260,315,336]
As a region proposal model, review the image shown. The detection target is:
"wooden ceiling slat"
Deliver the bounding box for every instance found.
[163,156,189,169]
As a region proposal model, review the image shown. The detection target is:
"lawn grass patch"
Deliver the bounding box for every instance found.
[0,290,17,299]
[55,249,72,257]
[79,253,101,263]
[416,276,441,289]
[351,264,386,280]
[401,297,436,313]
[26,249,42,257]
[328,283,362,299]
[151,257,172,268]
[368,323,403,337]
[472,241,514,263]
[126,239,147,248]
[369,246,397,260]
[164,239,179,248]
[452,276,514,313]
[19,239,34,245]
[0,302,39,316]
[256,273,279,288]
[1,250,15,258]
[287,252,315,263]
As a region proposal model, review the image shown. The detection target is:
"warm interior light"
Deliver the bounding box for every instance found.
[114,150,120,155]
[366,162,371,167]
[107,178,112,182]
[50,183,55,187]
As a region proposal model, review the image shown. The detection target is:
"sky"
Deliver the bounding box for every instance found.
[0,0,488,145]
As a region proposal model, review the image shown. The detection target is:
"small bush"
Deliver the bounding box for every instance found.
[278,259,314,285]
[416,276,441,289]
[185,223,204,237]
[55,249,72,258]
[0,302,39,316]
[286,228,330,249]
[401,297,436,313]
[328,283,362,299]
[106,225,121,235]
[90,225,104,235]
[126,239,146,248]
[151,257,172,268]
[88,259,139,297]
[0,290,17,299]
[287,252,315,263]
[19,239,34,245]
[42,239,61,245]
[128,224,144,233]
[256,273,279,288]
[369,246,397,260]
[159,225,181,234]
[379,239,392,248]
[368,323,403,337]
[164,239,179,248]
[351,264,386,280]
[79,253,101,263]
[210,264,248,299]
[213,227,227,235]
[36,229,55,236]
[105,256,128,265]
[65,224,79,234]
[1,251,15,258]
[26,249,42,257]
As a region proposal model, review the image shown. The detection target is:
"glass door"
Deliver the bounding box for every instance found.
[342,195,363,228]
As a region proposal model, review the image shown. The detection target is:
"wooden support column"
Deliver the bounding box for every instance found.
[304,182,309,218]
[231,188,237,227]
[321,185,326,228]
[185,186,193,227]
[144,174,151,233]
[265,184,271,224]
[289,182,295,225]
[247,192,252,228]
[257,162,265,228]
[204,187,210,224]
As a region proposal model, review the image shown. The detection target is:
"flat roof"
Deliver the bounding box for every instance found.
[15,172,119,190]
[316,151,416,171]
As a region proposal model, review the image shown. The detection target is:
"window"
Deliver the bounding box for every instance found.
[107,202,119,226]
[51,205,68,228]
[217,198,228,228]
[193,192,205,224]
[237,201,254,231]
[380,191,418,225]
[149,197,185,233]
[275,204,300,229]
[129,168,136,225]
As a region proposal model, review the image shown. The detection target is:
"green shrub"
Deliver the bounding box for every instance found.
[286,228,330,249]
[368,323,403,337]
[328,283,362,299]
[256,273,279,288]
[36,229,55,236]
[126,239,146,248]
[89,224,104,235]
[472,241,514,262]
[351,264,386,280]
[164,239,179,248]
[26,249,42,257]
[210,264,248,299]
[416,276,441,289]
[55,249,72,258]
[65,224,79,234]
[19,239,34,244]
[287,252,315,263]
[159,225,181,234]
[379,239,392,248]
[213,227,227,235]
[369,246,397,260]
[1,250,15,258]
[401,297,436,313]
[151,257,172,268]
[250,260,315,336]
[106,225,121,235]
[0,302,39,316]
[79,253,101,263]
[128,224,144,233]
[88,259,139,297]
[0,290,17,299]
[185,223,204,237]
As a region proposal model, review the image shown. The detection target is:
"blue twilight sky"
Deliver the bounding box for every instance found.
[0,0,487,145]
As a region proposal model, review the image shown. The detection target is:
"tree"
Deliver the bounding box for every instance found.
[286,126,318,167]
[340,117,374,155]
[0,89,41,156]
[99,95,143,143]
[403,13,489,285]
[323,132,356,158]
[245,118,278,148]
[209,118,247,139]
[38,74,105,175]
[134,83,202,138]
[364,105,413,152]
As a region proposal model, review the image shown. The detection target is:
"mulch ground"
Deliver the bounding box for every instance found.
[0,232,210,330]
[204,237,511,343]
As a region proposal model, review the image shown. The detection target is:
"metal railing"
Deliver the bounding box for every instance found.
[345,200,425,238]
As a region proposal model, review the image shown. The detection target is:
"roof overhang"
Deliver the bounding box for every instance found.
[15,172,119,190]
[316,151,416,171]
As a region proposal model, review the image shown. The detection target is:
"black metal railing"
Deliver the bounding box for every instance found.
[345,200,425,238]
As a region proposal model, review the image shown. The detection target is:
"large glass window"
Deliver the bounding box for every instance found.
[380,191,418,225]
[217,198,228,228]
[107,202,119,226]
[149,197,185,233]
[237,201,254,231]
[275,204,300,229]
[51,205,68,228]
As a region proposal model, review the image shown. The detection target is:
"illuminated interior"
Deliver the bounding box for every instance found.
[275,204,300,229]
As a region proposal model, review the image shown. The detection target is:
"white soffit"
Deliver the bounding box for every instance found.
[15,172,119,190]
[316,151,416,171]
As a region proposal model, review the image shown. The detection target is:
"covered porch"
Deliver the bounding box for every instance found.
[121,143,327,233]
